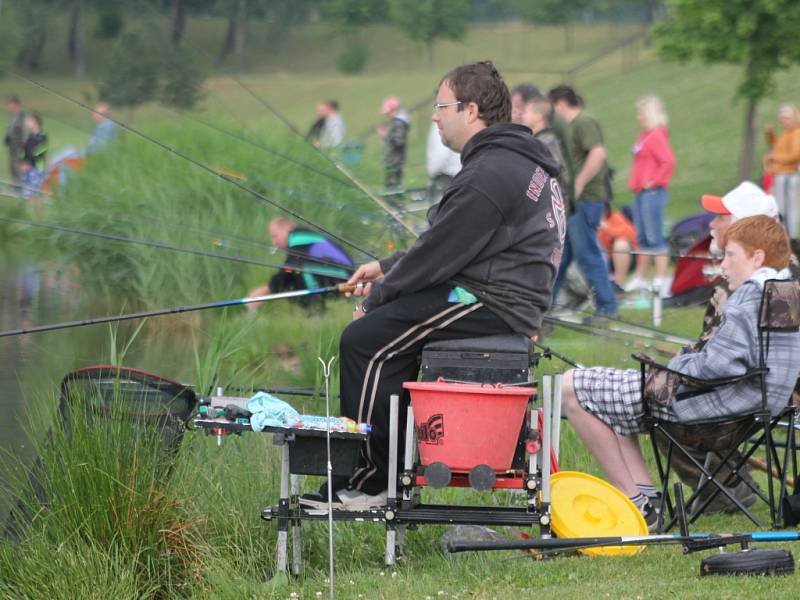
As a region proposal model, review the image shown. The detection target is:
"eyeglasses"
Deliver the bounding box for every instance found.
[433,101,462,112]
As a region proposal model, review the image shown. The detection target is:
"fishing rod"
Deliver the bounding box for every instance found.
[159,105,358,192]
[533,341,584,368]
[564,305,695,346]
[137,5,418,238]
[608,247,713,261]
[543,315,678,359]
[0,283,362,339]
[3,70,378,263]
[1,183,379,269]
[545,311,692,346]
[0,182,280,255]
[0,213,358,278]
[446,531,800,555]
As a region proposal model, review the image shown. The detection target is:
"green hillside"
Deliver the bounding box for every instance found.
[3,19,799,226]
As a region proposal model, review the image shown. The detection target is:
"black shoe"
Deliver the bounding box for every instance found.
[647,492,663,513]
[641,500,659,532]
[299,478,348,508]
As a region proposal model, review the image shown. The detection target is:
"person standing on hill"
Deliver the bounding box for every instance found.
[764,104,800,238]
[377,96,410,191]
[318,100,346,150]
[548,85,618,318]
[510,83,540,126]
[624,95,676,296]
[4,96,26,186]
[19,113,47,200]
[86,102,118,155]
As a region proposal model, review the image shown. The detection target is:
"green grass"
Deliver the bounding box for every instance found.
[2,20,800,599]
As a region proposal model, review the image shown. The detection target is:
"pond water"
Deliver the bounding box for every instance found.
[0,249,198,521]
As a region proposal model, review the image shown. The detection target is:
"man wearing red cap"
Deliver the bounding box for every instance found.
[377,96,410,190]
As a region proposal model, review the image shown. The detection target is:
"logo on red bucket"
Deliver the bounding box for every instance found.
[417,414,444,445]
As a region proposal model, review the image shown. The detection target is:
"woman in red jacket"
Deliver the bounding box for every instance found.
[625,95,676,296]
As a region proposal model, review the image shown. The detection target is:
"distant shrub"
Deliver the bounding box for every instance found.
[336,38,368,74]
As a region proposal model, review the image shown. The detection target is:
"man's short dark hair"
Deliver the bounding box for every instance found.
[511,83,541,103]
[441,61,511,126]
[548,85,582,108]
[326,99,339,111]
[7,95,20,106]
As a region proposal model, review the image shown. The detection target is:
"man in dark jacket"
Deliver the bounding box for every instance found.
[303,62,566,508]
[378,96,410,190]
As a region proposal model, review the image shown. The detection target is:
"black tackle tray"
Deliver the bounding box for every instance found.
[194,417,367,477]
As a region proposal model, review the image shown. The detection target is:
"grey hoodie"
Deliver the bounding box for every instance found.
[364,123,565,336]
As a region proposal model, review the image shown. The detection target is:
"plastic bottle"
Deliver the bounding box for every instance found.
[295,415,371,434]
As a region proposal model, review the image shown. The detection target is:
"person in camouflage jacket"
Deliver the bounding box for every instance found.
[378,96,410,190]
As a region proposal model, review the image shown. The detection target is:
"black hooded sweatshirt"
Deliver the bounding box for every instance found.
[362,123,565,336]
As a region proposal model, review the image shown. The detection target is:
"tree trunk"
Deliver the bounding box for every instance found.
[68,0,86,78]
[646,0,661,24]
[170,0,186,46]
[234,0,247,72]
[738,97,759,181]
[564,23,573,53]
[217,10,236,65]
[16,27,46,72]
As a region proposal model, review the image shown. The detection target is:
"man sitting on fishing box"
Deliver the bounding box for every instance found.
[560,215,800,528]
[247,217,354,312]
[301,61,566,509]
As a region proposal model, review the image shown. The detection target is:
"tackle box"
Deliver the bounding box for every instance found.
[419,333,532,384]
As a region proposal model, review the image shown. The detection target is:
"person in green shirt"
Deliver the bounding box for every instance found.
[548,85,618,317]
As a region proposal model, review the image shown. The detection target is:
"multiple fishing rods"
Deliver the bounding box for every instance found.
[2,69,378,265]
[0,283,362,339]
[0,212,357,279]
[135,1,418,238]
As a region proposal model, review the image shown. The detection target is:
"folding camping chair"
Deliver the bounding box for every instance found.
[635,279,800,530]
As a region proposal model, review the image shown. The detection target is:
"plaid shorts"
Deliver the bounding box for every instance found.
[572,367,677,436]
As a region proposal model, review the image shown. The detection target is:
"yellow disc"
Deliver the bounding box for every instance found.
[550,471,647,556]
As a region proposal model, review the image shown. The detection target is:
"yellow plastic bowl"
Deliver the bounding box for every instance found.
[550,471,647,556]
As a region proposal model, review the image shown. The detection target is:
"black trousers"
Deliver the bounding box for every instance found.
[339,284,514,494]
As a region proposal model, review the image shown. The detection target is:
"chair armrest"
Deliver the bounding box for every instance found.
[633,352,769,404]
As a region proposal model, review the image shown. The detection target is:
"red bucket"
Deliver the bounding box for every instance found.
[403,380,534,472]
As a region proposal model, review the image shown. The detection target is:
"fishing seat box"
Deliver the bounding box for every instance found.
[418,333,533,470]
[419,333,532,384]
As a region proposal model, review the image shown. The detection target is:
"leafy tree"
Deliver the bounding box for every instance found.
[97,31,159,113]
[388,0,470,67]
[514,0,590,52]
[318,0,386,74]
[93,0,125,39]
[160,45,207,108]
[654,0,800,179]
[97,28,207,114]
